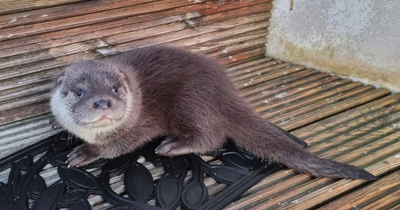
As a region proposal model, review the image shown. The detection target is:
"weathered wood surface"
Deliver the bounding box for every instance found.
[0,0,87,15]
[0,0,399,209]
[224,58,399,210]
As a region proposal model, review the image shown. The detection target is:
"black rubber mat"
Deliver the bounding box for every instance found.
[0,130,306,210]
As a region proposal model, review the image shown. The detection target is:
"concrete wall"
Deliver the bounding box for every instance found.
[266,0,400,91]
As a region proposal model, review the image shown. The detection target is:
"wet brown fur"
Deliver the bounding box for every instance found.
[51,45,376,180]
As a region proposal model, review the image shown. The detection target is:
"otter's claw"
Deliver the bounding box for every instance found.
[66,144,100,168]
[49,117,62,129]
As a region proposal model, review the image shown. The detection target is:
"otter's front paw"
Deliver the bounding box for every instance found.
[66,144,100,168]
[49,117,62,129]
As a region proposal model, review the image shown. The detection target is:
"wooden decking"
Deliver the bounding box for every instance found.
[1,0,400,209]
[224,57,400,209]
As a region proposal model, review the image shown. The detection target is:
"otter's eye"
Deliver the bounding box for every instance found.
[112,86,118,93]
[76,89,83,97]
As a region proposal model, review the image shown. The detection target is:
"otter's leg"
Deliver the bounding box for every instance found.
[66,138,144,168]
[66,144,101,168]
[155,134,224,157]
[154,137,194,157]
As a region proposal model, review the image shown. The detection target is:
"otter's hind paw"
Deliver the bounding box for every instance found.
[155,136,193,157]
[66,144,100,168]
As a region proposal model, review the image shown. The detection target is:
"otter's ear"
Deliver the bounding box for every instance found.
[116,68,131,86]
[56,72,66,87]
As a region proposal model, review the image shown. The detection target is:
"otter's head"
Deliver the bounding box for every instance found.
[50,60,141,144]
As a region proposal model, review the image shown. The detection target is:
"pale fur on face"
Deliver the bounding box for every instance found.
[50,88,135,144]
[50,62,138,145]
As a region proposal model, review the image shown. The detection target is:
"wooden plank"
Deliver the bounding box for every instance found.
[391,203,400,210]
[0,115,57,157]
[184,29,269,55]
[359,182,400,210]
[278,88,391,130]
[252,177,337,210]
[0,80,52,100]
[0,52,93,91]
[265,83,372,121]
[208,37,268,57]
[0,0,195,41]
[314,125,400,158]
[219,47,266,66]
[192,1,272,26]
[277,153,400,210]
[0,117,52,147]
[249,75,345,109]
[0,9,193,52]
[308,112,400,155]
[97,16,270,55]
[227,130,400,209]
[0,0,87,15]
[0,91,51,111]
[332,131,400,164]
[239,70,322,98]
[0,113,50,135]
[0,14,190,59]
[0,2,271,58]
[226,56,274,69]
[0,0,158,29]
[0,101,49,124]
[293,93,400,140]
[233,62,289,80]
[236,65,306,89]
[1,26,267,89]
[0,0,270,49]
[226,60,389,132]
[224,174,318,210]
[0,22,185,68]
[0,21,268,96]
[277,131,400,209]
[0,11,270,75]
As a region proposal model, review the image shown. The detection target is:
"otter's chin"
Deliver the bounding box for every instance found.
[82,117,121,128]
[96,117,114,126]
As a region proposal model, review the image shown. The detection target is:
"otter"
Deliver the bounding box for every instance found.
[50,45,376,180]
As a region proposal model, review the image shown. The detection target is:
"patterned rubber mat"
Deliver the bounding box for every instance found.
[0,130,306,210]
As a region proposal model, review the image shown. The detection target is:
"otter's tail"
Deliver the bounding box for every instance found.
[230,118,376,180]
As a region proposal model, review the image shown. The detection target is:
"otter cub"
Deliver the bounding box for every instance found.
[50,45,375,180]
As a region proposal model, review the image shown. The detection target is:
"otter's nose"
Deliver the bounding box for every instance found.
[93,99,111,109]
